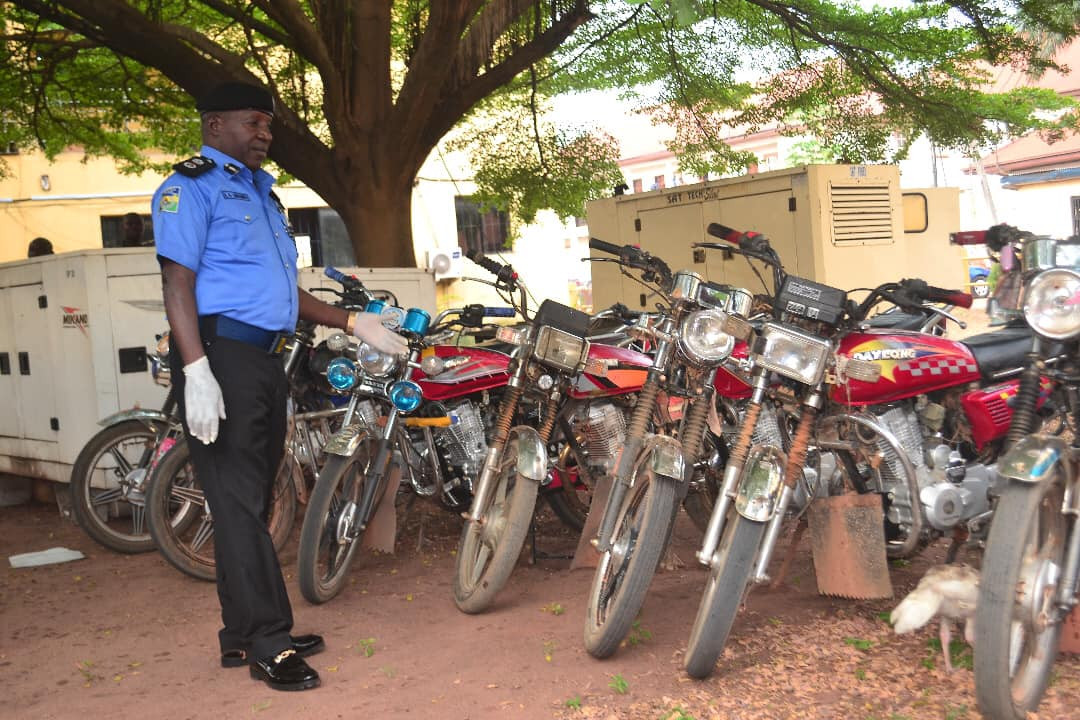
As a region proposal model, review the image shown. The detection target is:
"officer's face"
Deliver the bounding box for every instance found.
[207,110,273,170]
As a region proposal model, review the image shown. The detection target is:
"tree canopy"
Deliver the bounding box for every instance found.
[1,1,1076,266]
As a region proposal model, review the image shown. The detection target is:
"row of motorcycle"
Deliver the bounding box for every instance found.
[69,222,1078,720]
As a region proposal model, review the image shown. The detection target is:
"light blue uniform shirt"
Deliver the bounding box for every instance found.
[152,145,298,332]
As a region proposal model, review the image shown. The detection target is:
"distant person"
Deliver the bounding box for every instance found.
[120,213,146,247]
[27,237,53,257]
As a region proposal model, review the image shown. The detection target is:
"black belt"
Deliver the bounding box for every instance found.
[199,315,293,356]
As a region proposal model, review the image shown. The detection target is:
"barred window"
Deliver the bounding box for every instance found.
[455,196,509,255]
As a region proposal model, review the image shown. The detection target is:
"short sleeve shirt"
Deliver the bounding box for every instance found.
[152,145,298,332]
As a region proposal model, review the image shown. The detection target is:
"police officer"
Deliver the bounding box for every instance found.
[153,81,407,691]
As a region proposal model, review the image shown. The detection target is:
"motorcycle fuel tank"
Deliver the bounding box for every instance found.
[833,330,981,405]
[413,345,511,402]
[569,343,650,398]
[711,340,752,399]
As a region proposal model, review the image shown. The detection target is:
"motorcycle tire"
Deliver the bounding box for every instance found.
[544,460,590,533]
[681,484,716,535]
[583,463,678,659]
[683,512,767,678]
[974,477,1067,720]
[69,419,177,553]
[147,439,297,582]
[297,435,379,604]
[453,435,541,614]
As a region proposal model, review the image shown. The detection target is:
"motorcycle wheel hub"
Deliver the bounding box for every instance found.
[479,501,508,548]
[337,501,358,543]
[121,468,148,504]
[1016,554,1060,632]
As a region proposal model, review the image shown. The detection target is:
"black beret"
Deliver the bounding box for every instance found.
[196,82,274,116]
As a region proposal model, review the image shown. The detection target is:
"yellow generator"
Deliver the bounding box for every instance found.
[586,164,964,310]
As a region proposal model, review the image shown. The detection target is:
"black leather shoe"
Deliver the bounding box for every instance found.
[221,634,325,668]
[249,649,320,691]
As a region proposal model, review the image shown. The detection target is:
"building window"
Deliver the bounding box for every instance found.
[1072,196,1080,238]
[455,196,509,255]
[288,207,354,268]
[100,213,153,248]
[652,175,666,190]
[632,178,643,193]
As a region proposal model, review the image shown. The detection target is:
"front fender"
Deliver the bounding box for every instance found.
[323,423,369,457]
[98,408,174,429]
[735,445,787,522]
[999,434,1073,486]
[508,425,547,482]
[645,433,685,481]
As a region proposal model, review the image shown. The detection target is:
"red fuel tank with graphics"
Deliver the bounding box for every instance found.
[413,345,511,402]
[833,330,981,405]
[569,343,650,399]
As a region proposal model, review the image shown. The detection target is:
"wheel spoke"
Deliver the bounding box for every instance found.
[107,446,137,476]
[170,484,204,506]
[189,517,214,552]
[131,505,145,535]
[89,488,124,507]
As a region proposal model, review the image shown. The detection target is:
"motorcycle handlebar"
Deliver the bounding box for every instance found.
[589,238,673,287]
[465,250,518,287]
[324,265,360,289]
[900,279,973,309]
[706,223,770,253]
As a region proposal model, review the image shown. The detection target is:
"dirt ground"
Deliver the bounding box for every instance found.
[3,488,1078,720]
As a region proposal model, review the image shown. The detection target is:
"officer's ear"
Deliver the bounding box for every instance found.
[202,112,223,137]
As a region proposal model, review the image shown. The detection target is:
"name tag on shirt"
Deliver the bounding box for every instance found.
[222,190,251,201]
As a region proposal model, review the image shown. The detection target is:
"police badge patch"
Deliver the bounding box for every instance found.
[159,186,181,213]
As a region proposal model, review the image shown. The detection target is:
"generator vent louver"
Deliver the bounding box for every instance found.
[829,183,894,245]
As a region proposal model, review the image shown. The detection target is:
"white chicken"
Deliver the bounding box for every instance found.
[890,563,980,672]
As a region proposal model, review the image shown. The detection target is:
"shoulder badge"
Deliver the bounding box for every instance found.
[172,156,217,177]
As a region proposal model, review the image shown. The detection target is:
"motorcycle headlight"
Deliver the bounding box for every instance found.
[357,342,399,377]
[326,357,359,391]
[388,380,423,412]
[533,326,589,374]
[1023,268,1080,340]
[753,322,831,385]
[679,309,735,365]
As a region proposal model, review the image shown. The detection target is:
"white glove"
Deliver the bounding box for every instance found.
[182,356,226,444]
[351,312,409,355]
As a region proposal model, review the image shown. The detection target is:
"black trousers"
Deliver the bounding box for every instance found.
[172,337,292,661]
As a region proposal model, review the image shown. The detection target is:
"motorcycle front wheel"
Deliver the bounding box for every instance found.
[975,477,1068,720]
[69,419,179,553]
[297,433,379,604]
[146,439,296,582]
[683,512,767,678]
[583,461,678,659]
[453,432,540,613]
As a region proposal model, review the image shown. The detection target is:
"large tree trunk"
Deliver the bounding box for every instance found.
[338,182,419,268]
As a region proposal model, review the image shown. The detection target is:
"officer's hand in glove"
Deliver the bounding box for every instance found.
[351,312,409,356]
[182,356,226,444]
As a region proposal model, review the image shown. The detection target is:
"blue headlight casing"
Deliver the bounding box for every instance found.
[364,299,387,315]
[326,357,358,391]
[403,307,431,336]
[388,380,423,412]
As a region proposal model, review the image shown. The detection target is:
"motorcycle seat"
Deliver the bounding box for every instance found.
[961,324,1032,379]
[863,310,930,331]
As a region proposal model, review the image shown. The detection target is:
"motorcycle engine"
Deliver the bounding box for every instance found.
[868,405,932,531]
[433,400,488,484]
[571,403,627,473]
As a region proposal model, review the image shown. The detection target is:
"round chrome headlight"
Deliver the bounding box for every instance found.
[1023,268,1080,340]
[357,342,399,376]
[679,309,735,365]
[325,357,358,391]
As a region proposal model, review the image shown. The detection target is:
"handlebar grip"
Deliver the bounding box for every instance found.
[589,237,624,255]
[324,266,358,289]
[465,250,518,286]
[706,223,742,245]
[926,285,974,309]
[949,230,986,246]
[706,223,769,253]
[483,307,516,318]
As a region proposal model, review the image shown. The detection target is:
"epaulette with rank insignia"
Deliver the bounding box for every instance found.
[173,156,216,177]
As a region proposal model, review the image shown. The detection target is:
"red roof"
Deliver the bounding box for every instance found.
[978,131,1080,174]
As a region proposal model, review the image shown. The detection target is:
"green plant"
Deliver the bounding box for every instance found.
[542,602,565,616]
[627,620,653,646]
[379,665,396,678]
[543,640,557,662]
[926,638,973,671]
[356,637,376,658]
[876,611,892,623]
[944,704,969,720]
[843,636,874,651]
[564,695,582,709]
[854,667,867,680]
[662,707,697,720]
[609,674,629,694]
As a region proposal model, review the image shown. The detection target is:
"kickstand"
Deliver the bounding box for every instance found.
[528,515,573,564]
